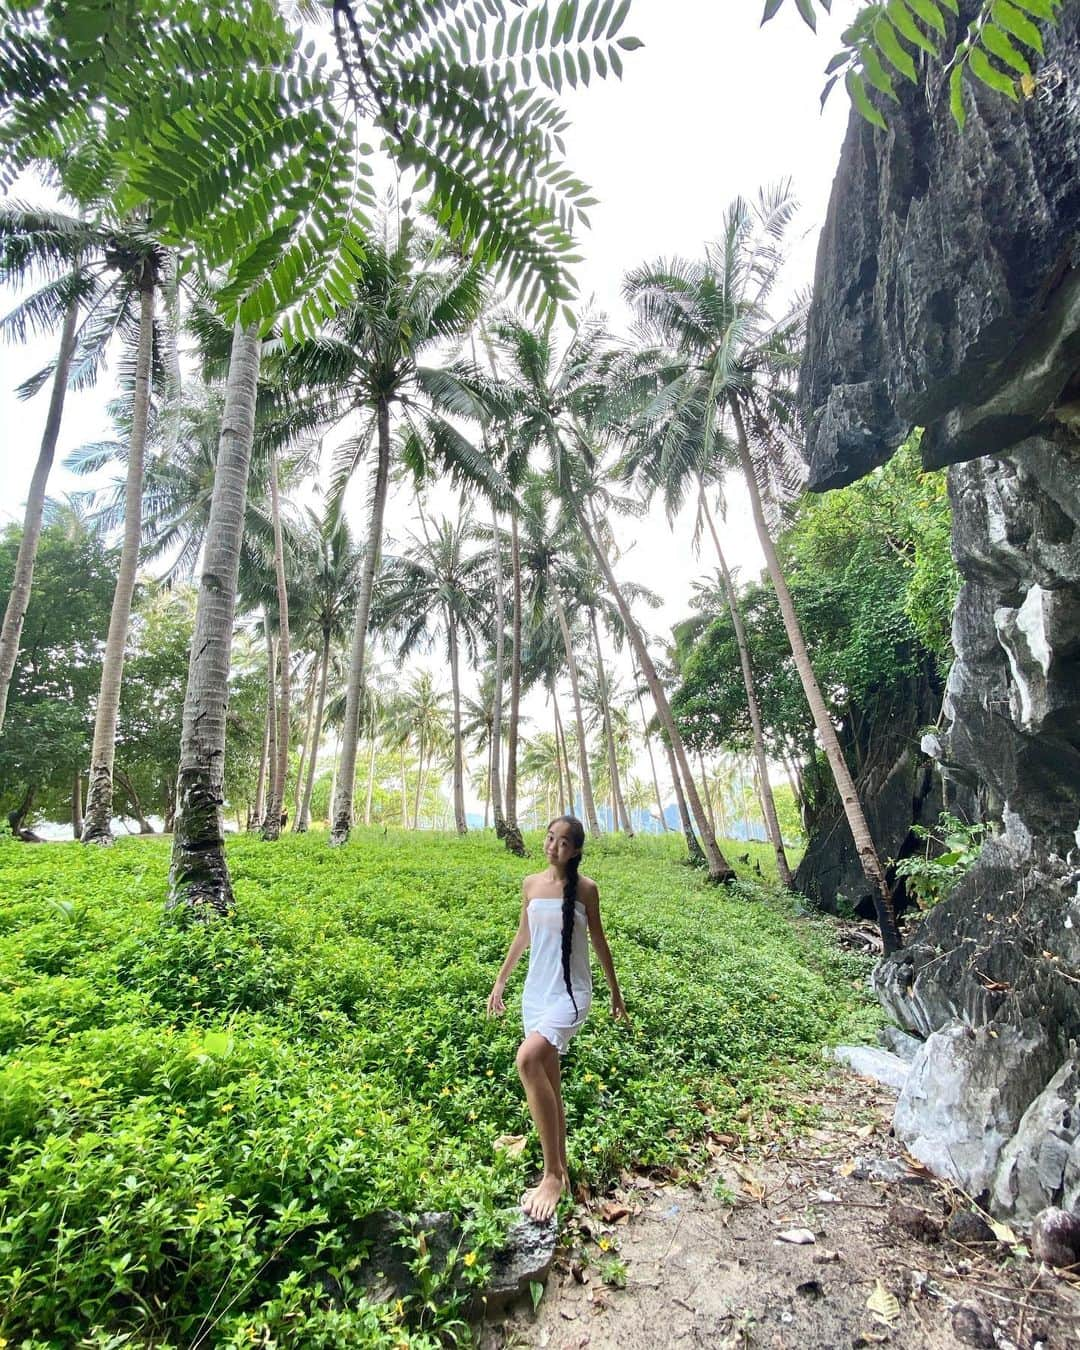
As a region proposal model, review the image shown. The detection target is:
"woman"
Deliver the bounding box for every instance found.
[487,815,629,1221]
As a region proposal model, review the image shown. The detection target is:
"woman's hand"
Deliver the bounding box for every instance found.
[611,993,630,1025]
[486,980,506,1017]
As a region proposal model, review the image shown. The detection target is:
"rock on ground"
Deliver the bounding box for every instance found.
[893,1019,1058,1198]
[994,1053,1080,1220]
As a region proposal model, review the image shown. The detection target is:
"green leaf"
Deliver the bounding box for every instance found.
[795,0,818,30]
[874,17,918,81]
[820,71,840,106]
[888,0,939,54]
[968,44,1019,98]
[606,0,631,39]
[847,67,888,128]
[861,44,900,100]
[1009,0,1057,19]
[992,0,1045,53]
[761,0,785,22]
[904,0,947,35]
[949,61,968,127]
[981,23,1030,74]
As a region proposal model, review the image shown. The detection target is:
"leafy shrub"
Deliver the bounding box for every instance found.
[0,830,872,1344]
[894,812,988,909]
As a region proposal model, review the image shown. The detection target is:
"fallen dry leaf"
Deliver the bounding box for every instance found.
[838,1160,857,1178]
[492,1134,527,1156]
[855,1122,876,1139]
[866,1279,901,1327]
[988,1218,1018,1245]
[776,1228,816,1245]
[600,1202,630,1224]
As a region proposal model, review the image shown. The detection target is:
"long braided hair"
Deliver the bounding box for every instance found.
[550,815,586,1015]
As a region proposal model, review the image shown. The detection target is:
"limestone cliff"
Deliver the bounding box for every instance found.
[799,1,1080,1214]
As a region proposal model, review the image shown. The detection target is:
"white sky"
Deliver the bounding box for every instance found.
[1,0,855,819]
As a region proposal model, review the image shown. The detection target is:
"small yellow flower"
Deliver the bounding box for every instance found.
[463,1251,477,1268]
[77,1076,93,1088]
[583,1073,594,1083]
[597,1082,606,1092]
[441,1086,451,1096]
[598,1236,614,1251]
[220,1102,234,1113]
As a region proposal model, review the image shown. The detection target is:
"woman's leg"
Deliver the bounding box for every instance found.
[516,1032,567,1220]
[542,1052,569,1184]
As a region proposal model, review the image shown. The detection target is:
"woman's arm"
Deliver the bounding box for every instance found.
[583,881,629,1021]
[486,889,531,1016]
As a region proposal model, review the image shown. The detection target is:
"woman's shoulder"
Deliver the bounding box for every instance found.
[577,873,599,901]
[521,871,546,893]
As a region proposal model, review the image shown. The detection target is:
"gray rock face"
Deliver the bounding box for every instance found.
[483,1216,559,1309]
[801,0,1080,488]
[878,1025,922,1064]
[800,1,1080,1216]
[831,1044,911,1092]
[893,1020,1057,1199]
[993,1054,1080,1220]
[353,1208,557,1312]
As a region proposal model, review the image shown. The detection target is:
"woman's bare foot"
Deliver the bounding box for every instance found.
[522,1172,565,1222]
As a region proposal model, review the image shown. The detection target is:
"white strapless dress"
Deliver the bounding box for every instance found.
[521,898,592,1055]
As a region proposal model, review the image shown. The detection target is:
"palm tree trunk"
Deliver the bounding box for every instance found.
[169,322,262,914]
[589,609,633,837]
[500,509,526,853]
[83,281,155,845]
[700,483,794,887]
[484,734,492,829]
[552,687,573,816]
[490,505,507,837]
[292,653,319,829]
[253,620,274,828]
[634,676,669,833]
[575,502,733,881]
[0,298,80,737]
[298,631,331,832]
[331,398,391,845]
[364,735,376,826]
[262,448,290,841]
[399,746,408,829]
[413,731,426,830]
[264,621,278,822]
[447,609,468,834]
[552,588,600,837]
[698,752,718,836]
[664,732,705,864]
[729,397,898,947]
[72,766,83,839]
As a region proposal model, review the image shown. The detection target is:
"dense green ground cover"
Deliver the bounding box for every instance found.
[0,831,874,1347]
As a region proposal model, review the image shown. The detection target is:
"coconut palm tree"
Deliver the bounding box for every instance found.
[393,671,452,829]
[461,666,509,831]
[289,511,364,832]
[624,185,899,949]
[513,476,604,835]
[168,323,263,914]
[0,205,165,752]
[265,222,501,845]
[488,315,734,881]
[373,509,492,834]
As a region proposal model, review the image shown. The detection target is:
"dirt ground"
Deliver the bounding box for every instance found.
[477,1067,1080,1350]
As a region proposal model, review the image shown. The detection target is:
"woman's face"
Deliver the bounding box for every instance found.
[544,820,582,868]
